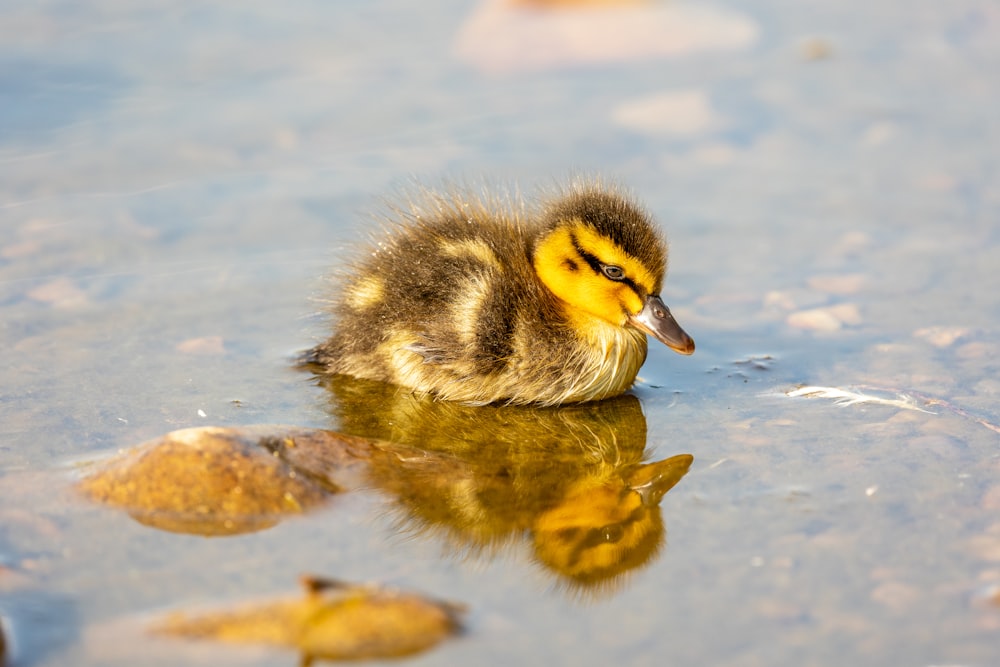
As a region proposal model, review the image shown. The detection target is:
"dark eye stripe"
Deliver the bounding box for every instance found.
[569,232,643,296]
[569,232,603,275]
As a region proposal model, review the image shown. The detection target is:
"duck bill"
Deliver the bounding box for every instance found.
[627,454,694,507]
[628,294,695,355]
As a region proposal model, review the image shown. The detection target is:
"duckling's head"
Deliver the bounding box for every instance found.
[531,188,695,355]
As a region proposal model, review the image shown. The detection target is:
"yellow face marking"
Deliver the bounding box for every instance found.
[345,275,385,310]
[533,479,654,578]
[533,221,659,328]
[438,238,500,269]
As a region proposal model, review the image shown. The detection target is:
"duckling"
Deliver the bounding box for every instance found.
[306,180,694,406]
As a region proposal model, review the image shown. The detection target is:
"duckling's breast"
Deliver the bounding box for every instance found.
[525,319,649,405]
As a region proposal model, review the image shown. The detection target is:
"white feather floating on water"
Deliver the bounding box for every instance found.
[784,386,935,414]
[783,385,1000,434]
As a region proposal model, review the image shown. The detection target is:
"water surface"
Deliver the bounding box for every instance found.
[2,1,999,665]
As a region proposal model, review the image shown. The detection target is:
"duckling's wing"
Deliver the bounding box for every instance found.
[400,268,522,376]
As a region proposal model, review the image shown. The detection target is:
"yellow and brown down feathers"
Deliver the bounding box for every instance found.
[307,181,693,405]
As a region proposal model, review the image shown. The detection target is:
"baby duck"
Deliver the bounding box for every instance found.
[307,181,694,406]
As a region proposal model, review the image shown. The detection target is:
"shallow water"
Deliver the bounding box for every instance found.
[2,1,1000,665]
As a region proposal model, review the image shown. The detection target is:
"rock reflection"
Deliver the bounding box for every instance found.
[77,426,341,536]
[319,375,693,596]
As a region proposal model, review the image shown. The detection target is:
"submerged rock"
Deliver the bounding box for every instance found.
[76,426,364,536]
[153,575,464,661]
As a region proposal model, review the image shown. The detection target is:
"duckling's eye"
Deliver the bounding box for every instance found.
[601,265,625,281]
[600,524,625,543]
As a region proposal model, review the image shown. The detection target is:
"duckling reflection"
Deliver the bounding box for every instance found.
[319,374,693,597]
